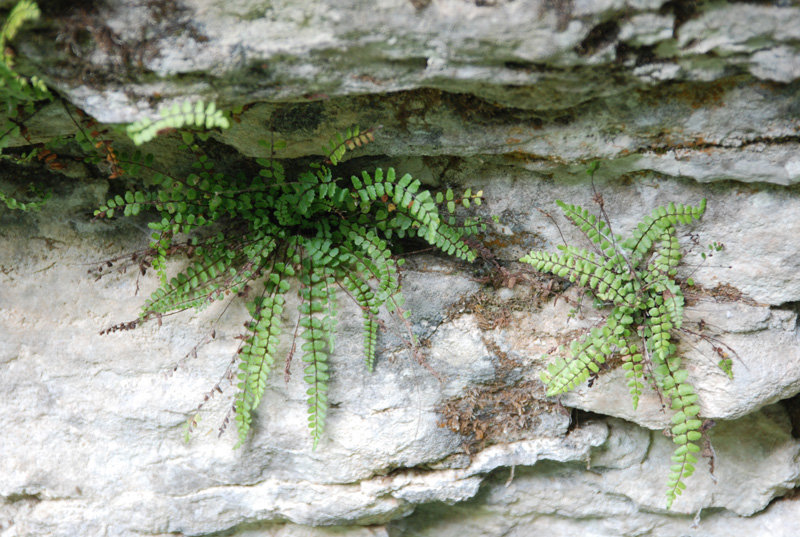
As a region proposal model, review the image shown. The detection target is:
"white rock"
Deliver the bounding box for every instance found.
[619,13,674,46]
[4,1,800,535]
[750,46,800,83]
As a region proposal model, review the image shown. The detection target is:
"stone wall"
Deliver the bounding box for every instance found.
[2,1,800,536]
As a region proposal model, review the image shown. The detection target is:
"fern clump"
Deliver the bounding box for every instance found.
[95,123,484,450]
[521,190,717,509]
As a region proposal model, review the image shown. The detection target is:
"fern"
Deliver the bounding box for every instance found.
[126,100,231,145]
[0,0,49,115]
[0,183,49,210]
[96,124,485,449]
[1,0,39,56]
[521,189,717,509]
[323,125,376,165]
[0,1,52,212]
[233,264,291,448]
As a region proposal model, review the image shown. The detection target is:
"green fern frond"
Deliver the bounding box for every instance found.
[648,227,681,278]
[1,0,39,64]
[540,316,628,396]
[342,222,400,301]
[520,247,634,307]
[620,343,644,410]
[0,186,49,211]
[654,344,702,509]
[0,1,53,212]
[660,280,685,331]
[126,100,230,146]
[623,200,706,263]
[299,257,335,450]
[425,221,478,261]
[324,125,376,165]
[0,0,43,84]
[0,0,50,110]
[143,234,277,317]
[555,200,624,261]
[435,187,484,213]
[234,289,287,449]
[353,168,443,244]
[717,352,734,379]
[341,271,380,372]
[0,57,48,102]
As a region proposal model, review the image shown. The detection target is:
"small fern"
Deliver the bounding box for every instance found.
[1,1,39,58]
[0,0,50,117]
[96,122,485,449]
[322,125,376,165]
[521,182,721,509]
[0,0,52,212]
[126,100,231,146]
[0,183,49,210]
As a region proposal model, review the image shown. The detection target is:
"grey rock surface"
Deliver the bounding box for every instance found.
[2,160,800,536]
[20,0,800,121]
[2,0,800,536]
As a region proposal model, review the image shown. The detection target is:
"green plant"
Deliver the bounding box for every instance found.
[95,120,485,449]
[126,100,230,146]
[0,182,48,210]
[0,0,52,211]
[0,0,48,99]
[520,186,718,509]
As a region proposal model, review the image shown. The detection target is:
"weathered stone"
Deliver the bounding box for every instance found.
[3,0,800,535]
[392,406,800,535]
[14,0,800,128]
[0,175,590,534]
[4,150,800,534]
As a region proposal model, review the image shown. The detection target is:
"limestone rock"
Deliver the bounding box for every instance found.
[3,0,800,536]
[393,406,800,535]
